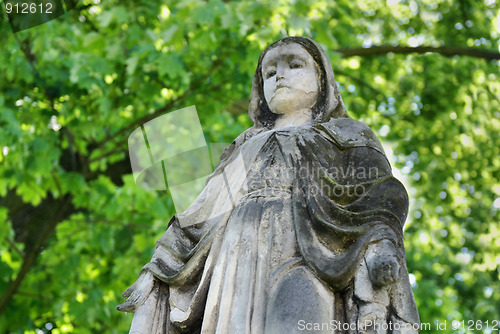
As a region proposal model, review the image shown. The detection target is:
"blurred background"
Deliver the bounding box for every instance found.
[0,0,499,333]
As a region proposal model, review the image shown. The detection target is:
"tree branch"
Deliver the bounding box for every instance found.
[0,195,73,315]
[91,58,225,154]
[5,237,23,258]
[336,45,500,60]
[334,69,387,98]
[89,144,127,164]
[12,34,39,77]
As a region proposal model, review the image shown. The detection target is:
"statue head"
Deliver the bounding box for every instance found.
[262,42,320,120]
[249,37,348,128]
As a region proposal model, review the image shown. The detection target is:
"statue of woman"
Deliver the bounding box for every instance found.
[118,37,420,334]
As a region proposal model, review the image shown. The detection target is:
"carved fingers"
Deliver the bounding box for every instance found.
[116,271,154,312]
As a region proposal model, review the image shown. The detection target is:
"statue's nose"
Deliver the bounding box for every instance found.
[276,66,287,81]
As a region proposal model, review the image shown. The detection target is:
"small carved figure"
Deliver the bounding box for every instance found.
[118,37,420,334]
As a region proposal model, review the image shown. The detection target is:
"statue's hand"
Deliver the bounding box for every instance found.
[366,240,400,287]
[116,271,154,312]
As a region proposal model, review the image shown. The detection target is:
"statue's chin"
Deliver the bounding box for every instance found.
[269,98,305,116]
[268,89,316,116]
[269,102,312,116]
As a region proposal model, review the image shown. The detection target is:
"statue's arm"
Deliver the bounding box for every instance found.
[117,187,217,312]
[319,121,408,287]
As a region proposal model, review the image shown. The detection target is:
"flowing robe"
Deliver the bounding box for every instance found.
[125,118,419,334]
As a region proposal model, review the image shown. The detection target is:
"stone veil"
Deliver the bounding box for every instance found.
[117,37,420,334]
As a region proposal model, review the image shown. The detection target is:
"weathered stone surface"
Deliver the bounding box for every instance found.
[118,37,420,333]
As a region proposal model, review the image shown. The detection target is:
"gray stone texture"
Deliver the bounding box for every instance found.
[118,37,420,334]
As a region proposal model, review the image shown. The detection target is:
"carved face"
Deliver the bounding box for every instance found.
[262,43,320,116]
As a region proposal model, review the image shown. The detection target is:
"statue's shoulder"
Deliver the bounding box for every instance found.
[214,126,267,172]
[316,118,385,153]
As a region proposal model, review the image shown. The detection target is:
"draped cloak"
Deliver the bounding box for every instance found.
[122,119,420,334]
[120,37,419,334]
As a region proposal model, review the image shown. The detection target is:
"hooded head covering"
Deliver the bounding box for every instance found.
[217,37,349,167]
[248,37,348,128]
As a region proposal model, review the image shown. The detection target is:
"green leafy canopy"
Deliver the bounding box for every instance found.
[0,0,498,333]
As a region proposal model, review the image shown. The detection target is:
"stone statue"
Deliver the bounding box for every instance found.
[117,37,420,334]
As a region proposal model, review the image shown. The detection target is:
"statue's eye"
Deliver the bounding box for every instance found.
[290,62,303,69]
[266,70,276,78]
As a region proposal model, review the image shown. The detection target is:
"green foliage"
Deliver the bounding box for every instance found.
[0,0,498,333]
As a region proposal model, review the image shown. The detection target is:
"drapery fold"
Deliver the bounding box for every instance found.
[121,118,420,333]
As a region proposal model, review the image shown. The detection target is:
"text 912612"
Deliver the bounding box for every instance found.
[5,2,53,14]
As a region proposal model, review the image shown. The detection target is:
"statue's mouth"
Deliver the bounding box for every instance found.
[275,85,290,93]
[271,86,291,101]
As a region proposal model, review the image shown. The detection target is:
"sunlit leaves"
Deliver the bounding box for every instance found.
[0,0,498,332]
